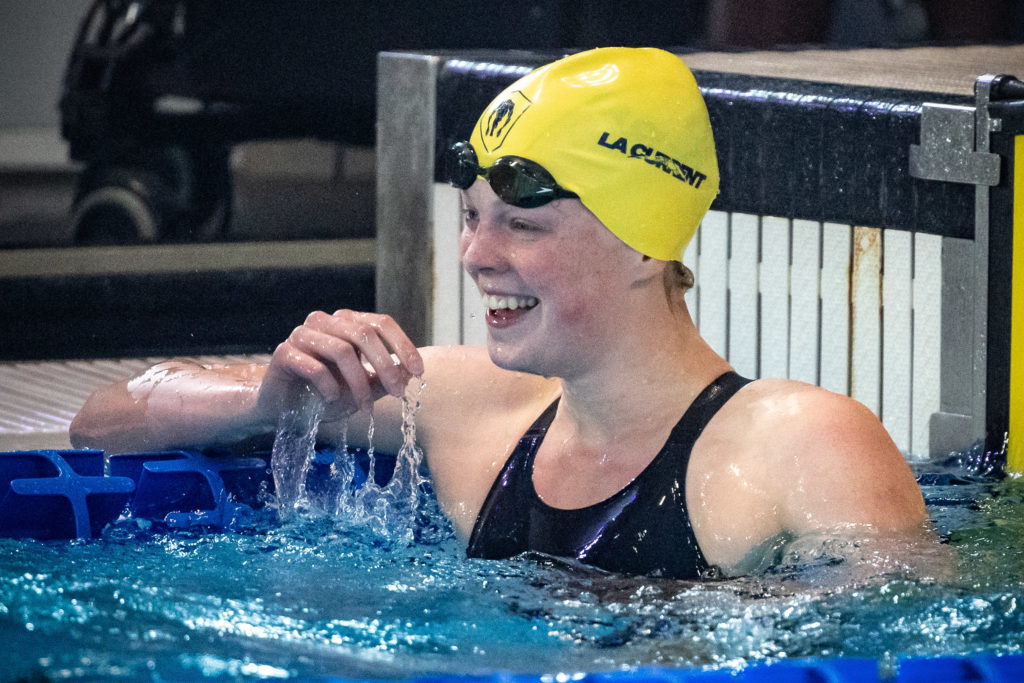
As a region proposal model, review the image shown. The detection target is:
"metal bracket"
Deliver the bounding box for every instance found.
[909,103,1000,186]
[927,74,1007,457]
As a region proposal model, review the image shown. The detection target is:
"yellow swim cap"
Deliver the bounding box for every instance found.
[470,47,719,262]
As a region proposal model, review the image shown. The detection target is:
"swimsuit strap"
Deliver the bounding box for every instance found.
[660,370,752,459]
[467,371,751,579]
[522,397,560,446]
[466,397,559,556]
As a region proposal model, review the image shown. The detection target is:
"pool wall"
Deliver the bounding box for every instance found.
[0,446,390,539]
[374,46,1024,463]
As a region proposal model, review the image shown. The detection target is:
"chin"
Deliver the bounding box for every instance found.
[486,339,541,376]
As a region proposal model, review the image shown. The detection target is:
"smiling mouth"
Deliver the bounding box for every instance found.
[482,294,539,313]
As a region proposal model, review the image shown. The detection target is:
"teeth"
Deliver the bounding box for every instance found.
[483,294,538,311]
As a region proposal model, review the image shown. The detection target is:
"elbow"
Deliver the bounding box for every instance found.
[68,410,91,449]
[68,390,149,454]
[68,398,117,451]
[69,388,101,449]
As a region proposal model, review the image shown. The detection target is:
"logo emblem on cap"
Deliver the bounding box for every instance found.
[479,90,532,154]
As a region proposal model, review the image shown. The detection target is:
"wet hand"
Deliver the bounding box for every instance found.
[257,310,425,423]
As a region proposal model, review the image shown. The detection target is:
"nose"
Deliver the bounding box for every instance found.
[460,219,508,278]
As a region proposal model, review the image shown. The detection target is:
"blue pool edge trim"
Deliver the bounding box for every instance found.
[319,654,1024,683]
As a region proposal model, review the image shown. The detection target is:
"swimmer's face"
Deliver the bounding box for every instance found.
[459,178,647,378]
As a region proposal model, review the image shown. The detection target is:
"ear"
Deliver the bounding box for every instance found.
[631,252,666,288]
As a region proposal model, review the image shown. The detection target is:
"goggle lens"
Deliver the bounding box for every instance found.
[445,141,577,209]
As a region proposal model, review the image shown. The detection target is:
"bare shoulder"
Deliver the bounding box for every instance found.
[725,377,927,530]
[737,378,903,464]
[690,377,929,572]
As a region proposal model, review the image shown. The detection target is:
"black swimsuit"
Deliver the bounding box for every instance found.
[466,371,751,579]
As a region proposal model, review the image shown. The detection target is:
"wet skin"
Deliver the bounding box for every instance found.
[70,179,939,578]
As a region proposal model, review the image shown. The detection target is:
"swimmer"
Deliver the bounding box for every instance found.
[71,48,937,580]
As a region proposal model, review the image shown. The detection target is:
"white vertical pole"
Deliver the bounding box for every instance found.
[697,211,729,359]
[431,183,466,346]
[882,229,913,453]
[851,226,882,415]
[912,233,943,457]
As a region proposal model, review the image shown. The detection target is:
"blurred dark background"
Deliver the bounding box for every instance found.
[0,0,1022,359]
[2,0,1022,249]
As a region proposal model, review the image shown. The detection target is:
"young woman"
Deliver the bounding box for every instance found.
[71,47,932,579]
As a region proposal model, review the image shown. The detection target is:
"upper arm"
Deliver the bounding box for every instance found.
[692,382,933,573]
[692,381,932,576]
[771,389,928,535]
[765,390,952,581]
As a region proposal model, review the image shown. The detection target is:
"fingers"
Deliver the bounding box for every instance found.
[261,310,423,420]
[279,330,377,410]
[363,312,425,377]
[312,310,423,393]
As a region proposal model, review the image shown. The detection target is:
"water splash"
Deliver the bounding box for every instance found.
[305,420,354,515]
[269,381,430,541]
[3,457,1022,680]
[340,380,429,542]
[269,388,325,521]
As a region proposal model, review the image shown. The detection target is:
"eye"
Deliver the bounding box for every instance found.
[461,208,479,229]
[510,218,544,233]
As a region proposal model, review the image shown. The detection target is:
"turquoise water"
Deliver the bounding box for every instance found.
[1,444,1022,681]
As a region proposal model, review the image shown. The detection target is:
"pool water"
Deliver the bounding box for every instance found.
[2,442,1022,681]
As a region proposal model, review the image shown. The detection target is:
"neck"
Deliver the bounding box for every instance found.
[555,300,730,448]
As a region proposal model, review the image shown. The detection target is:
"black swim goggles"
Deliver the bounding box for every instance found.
[444,141,578,209]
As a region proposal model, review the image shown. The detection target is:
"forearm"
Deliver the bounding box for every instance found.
[70,309,429,454]
[70,361,274,453]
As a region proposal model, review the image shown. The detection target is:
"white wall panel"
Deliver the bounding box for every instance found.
[912,233,943,457]
[759,216,790,379]
[820,223,852,396]
[431,184,466,346]
[789,219,821,385]
[728,213,760,378]
[852,226,882,415]
[697,211,729,358]
[881,229,913,453]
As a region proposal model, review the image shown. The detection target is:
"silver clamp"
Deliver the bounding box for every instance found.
[908,74,1002,187]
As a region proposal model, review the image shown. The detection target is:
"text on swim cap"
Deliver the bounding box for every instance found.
[597,132,708,189]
